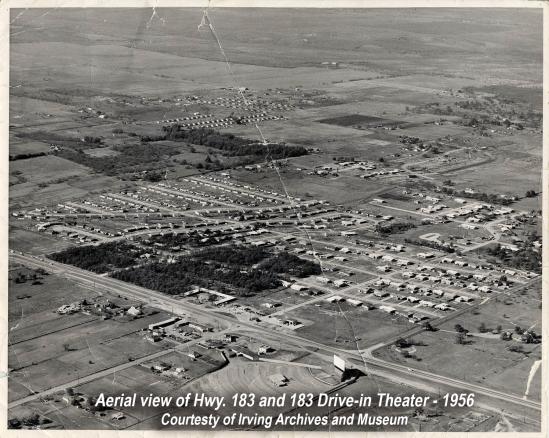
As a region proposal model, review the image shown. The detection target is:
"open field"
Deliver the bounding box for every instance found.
[373,279,542,400]
[285,301,415,349]
[10,155,92,185]
[8,264,176,403]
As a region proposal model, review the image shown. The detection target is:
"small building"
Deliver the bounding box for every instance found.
[374,290,389,298]
[269,374,289,387]
[148,317,180,332]
[188,322,213,333]
[187,351,201,359]
[225,333,238,342]
[379,305,396,314]
[126,306,142,316]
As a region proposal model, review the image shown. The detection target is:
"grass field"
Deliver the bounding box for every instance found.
[10,155,92,185]
[285,301,414,349]
[373,280,542,400]
[8,264,176,404]
[9,227,73,255]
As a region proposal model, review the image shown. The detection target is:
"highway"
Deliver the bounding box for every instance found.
[8,349,173,409]
[8,252,541,419]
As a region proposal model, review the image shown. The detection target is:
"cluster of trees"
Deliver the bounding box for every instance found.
[415,102,455,116]
[456,100,484,111]
[49,242,144,273]
[375,222,416,235]
[484,239,541,273]
[112,244,320,296]
[394,338,423,361]
[454,324,471,345]
[195,245,321,278]
[394,338,412,349]
[9,152,48,161]
[8,414,51,429]
[52,125,307,177]
[399,135,423,146]
[463,116,524,131]
[478,322,502,334]
[404,237,456,253]
[194,245,270,266]
[500,326,541,344]
[57,142,180,177]
[438,186,515,206]
[11,268,48,285]
[83,136,102,144]
[258,252,321,277]
[112,257,280,296]
[144,170,164,182]
[160,127,308,159]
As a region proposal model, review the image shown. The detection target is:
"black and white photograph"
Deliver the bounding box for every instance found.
[5,3,545,434]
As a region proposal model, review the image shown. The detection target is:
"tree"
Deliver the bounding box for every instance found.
[14,273,27,284]
[455,333,466,345]
[8,418,22,429]
[21,413,40,427]
[144,171,163,182]
[395,338,411,349]
[500,331,512,341]
[478,322,487,333]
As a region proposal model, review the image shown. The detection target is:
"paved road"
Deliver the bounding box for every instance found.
[8,349,172,409]
[9,253,541,416]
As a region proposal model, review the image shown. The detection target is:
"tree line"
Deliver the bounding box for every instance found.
[49,242,145,273]
[158,126,308,159]
[484,239,541,273]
